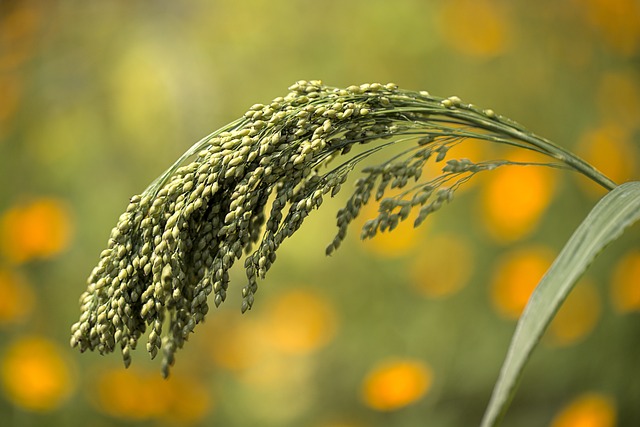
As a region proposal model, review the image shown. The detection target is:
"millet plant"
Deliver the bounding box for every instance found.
[71,80,640,426]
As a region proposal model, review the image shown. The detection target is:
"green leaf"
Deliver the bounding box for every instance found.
[480,181,640,427]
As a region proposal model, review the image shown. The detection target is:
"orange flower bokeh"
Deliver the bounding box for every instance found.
[93,368,211,424]
[610,250,640,313]
[491,245,601,345]
[546,280,601,347]
[263,288,338,355]
[438,0,512,58]
[0,268,35,325]
[550,392,616,427]
[0,198,73,263]
[409,233,475,299]
[576,123,637,196]
[490,246,554,319]
[1,336,76,412]
[480,153,557,243]
[576,0,640,56]
[361,358,432,411]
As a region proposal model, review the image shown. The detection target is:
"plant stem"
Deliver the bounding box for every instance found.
[491,123,617,190]
[444,108,618,191]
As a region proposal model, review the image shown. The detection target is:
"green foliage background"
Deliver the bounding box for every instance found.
[0,1,638,426]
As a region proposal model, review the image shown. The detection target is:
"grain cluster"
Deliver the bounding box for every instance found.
[72,80,594,376]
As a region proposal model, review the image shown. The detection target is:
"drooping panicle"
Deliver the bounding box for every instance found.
[72,80,612,376]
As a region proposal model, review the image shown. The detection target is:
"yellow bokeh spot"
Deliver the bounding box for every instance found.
[264,289,338,355]
[0,268,35,325]
[361,359,432,411]
[577,0,640,56]
[547,280,600,346]
[165,377,211,425]
[610,250,640,313]
[0,198,73,263]
[491,246,554,319]
[95,369,166,420]
[576,123,637,196]
[94,368,210,423]
[438,0,511,57]
[1,336,75,411]
[410,233,475,299]
[481,153,556,242]
[550,392,616,427]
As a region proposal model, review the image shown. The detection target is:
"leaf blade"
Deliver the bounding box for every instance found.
[481,181,640,427]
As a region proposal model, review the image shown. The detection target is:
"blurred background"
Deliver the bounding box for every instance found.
[1,0,639,426]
